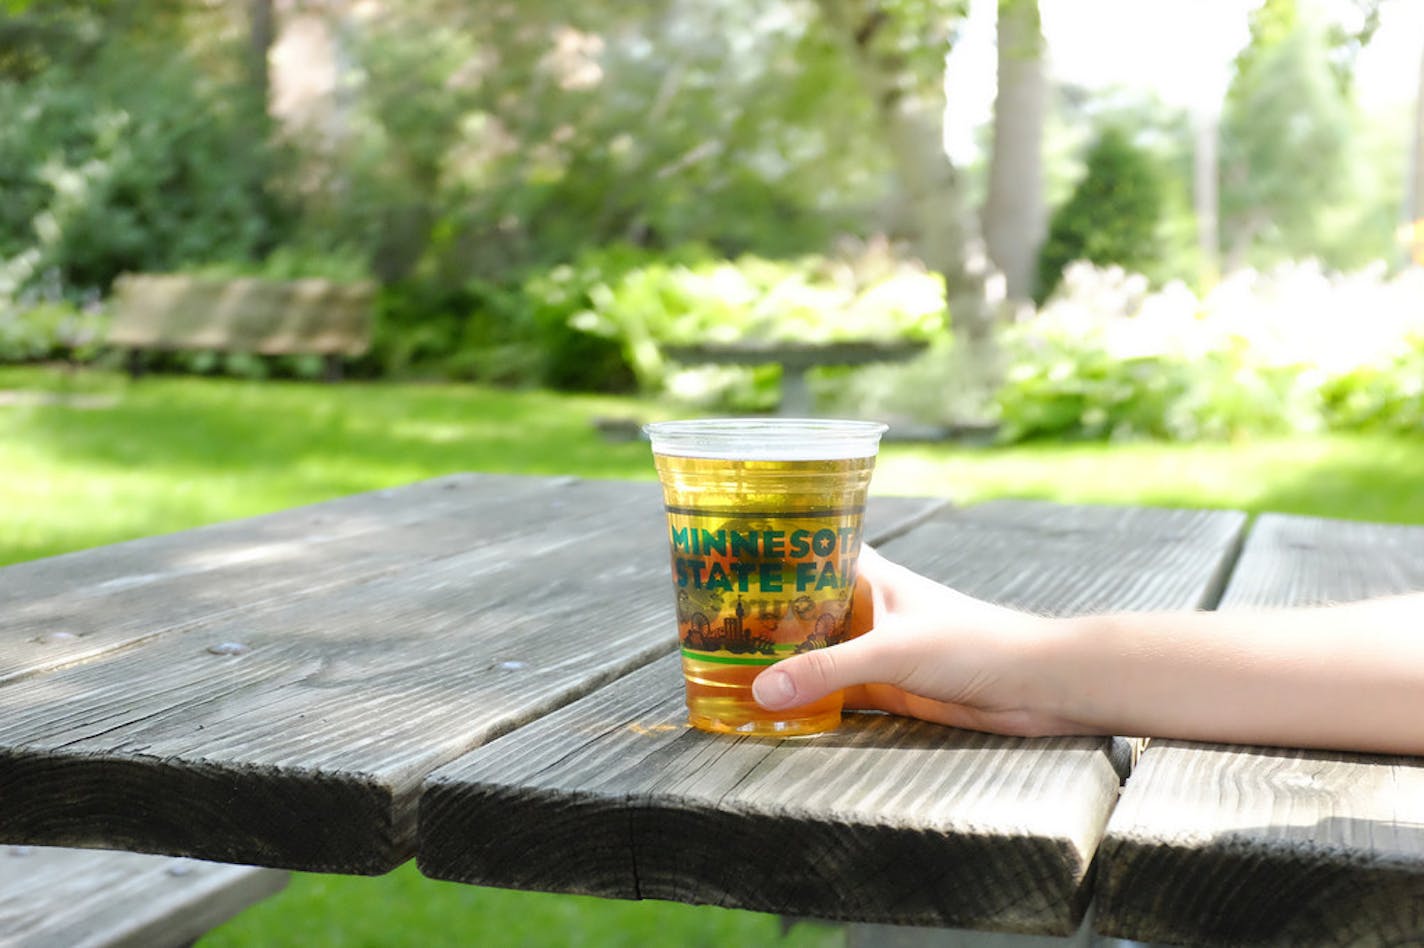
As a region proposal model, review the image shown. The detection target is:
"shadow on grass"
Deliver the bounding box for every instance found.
[1246,437,1424,526]
[10,374,660,495]
[0,370,671,565]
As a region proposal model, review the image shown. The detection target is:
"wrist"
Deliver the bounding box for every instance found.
[1025,614,1115,733]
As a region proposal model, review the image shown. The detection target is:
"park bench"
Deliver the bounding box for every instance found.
[0,845,287,947]
[108,274,374,380]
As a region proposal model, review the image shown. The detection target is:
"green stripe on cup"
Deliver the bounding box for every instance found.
[680,648,783,666]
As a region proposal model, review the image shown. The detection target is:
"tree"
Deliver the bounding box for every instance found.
[1219,0,1354,269]
[0,0,191,80]
[292,0,888,281]
[248,0,274,124]
[1036,125,1166,301]
[1411,32,1424,266]
[982,0,1046,303]
[814,0,1004,418]
[0,0,286,294]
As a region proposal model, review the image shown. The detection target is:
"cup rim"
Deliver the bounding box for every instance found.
[643,417,889,460]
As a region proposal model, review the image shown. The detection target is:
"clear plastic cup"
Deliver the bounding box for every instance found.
[645,418,887,736]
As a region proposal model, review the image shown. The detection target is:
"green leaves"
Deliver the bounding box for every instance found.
[0,43,282,296]
[997,263,1424,443]
[1321,335,1424,433]
[1036,126,1167,303]
[1221,1,1355,265]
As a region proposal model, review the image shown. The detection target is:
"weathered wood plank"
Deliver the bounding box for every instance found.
[864,493,952,545]
[0,845,286,948]
[876,500,1246,616]
[0,477,934,874]
[1097,514,1424,946]
[418,502,1247,933]
[0,473,570,684]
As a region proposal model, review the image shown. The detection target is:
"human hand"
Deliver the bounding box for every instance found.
[751,545,1095,737]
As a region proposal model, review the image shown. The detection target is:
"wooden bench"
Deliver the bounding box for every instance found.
[0,845,287,947]
[108,274,374,380]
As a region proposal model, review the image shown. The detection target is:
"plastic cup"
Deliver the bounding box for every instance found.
[645,418,887,736]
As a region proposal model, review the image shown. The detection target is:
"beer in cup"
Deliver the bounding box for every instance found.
[645,418,887,736]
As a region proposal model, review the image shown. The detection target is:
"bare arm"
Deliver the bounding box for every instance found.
[1049,596,1424,754]
[752,547,1424,755]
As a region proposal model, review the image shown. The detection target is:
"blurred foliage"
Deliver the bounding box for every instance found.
[0,298,104,364]
[1035,126,1167,302]
[0,0,1416,427]
[0,34,284,298]
[1220,0,1356,268]
[0,0,191,81]
[354,240,944,401]
[180,247,373,283]
[832,262,1424,443]
[996,326,1314,443]
[564,239,944,391]
[297,0,889,287]
[1321,334,1424,433]
[1040,87,1203,287]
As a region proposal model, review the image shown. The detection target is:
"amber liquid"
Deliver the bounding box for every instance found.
[653,453,876,736]
[680,658,844,736]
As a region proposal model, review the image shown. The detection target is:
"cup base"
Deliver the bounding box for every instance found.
[687,709,841,737]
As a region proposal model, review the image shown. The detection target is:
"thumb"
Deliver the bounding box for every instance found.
[752,633,902,710]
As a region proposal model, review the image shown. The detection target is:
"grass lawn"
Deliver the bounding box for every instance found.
[3,364,1423,946]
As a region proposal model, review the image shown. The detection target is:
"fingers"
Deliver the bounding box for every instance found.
[753,546,930,710]
[753,633,905,710]
[855,544,950,613]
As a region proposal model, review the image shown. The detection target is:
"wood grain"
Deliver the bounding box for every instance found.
[0,845,286,948]
[418,501,1247,933]
[0,473,569,684]
[0,476,938,874]
[1097,513,1424,946]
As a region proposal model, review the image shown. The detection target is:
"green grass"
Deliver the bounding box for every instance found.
[0,367,667,566]
[3,364,1424,946]
[4,367,1422,572]
[198,863,841,948]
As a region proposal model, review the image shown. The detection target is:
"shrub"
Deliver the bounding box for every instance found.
[0,299,108,365]
[1037,126,1168,303]
[363,278,533,385]
[1321,335,1424,433]
[0,43,283,301]
[181,246,372,284]
[563,240,946,394]
[841,262,1422,443]
[0,250,107,364]
[997,262,1423,442]
[518,244,701,392]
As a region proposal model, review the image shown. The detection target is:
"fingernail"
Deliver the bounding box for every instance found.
[753,669,796,708]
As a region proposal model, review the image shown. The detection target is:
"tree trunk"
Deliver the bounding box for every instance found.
[816,0,999,421]
[982,0,1045,303]
[1409,36,1424,267]
[245,0,277,254]
[248,0,274,122]
[1193,110,1221,285]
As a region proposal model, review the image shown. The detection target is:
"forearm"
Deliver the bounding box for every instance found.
[1044,594,1424,755]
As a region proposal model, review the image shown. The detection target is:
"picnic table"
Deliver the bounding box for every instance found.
[1,472,1422,945]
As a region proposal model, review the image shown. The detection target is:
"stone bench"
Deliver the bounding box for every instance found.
[108,274,374,380]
